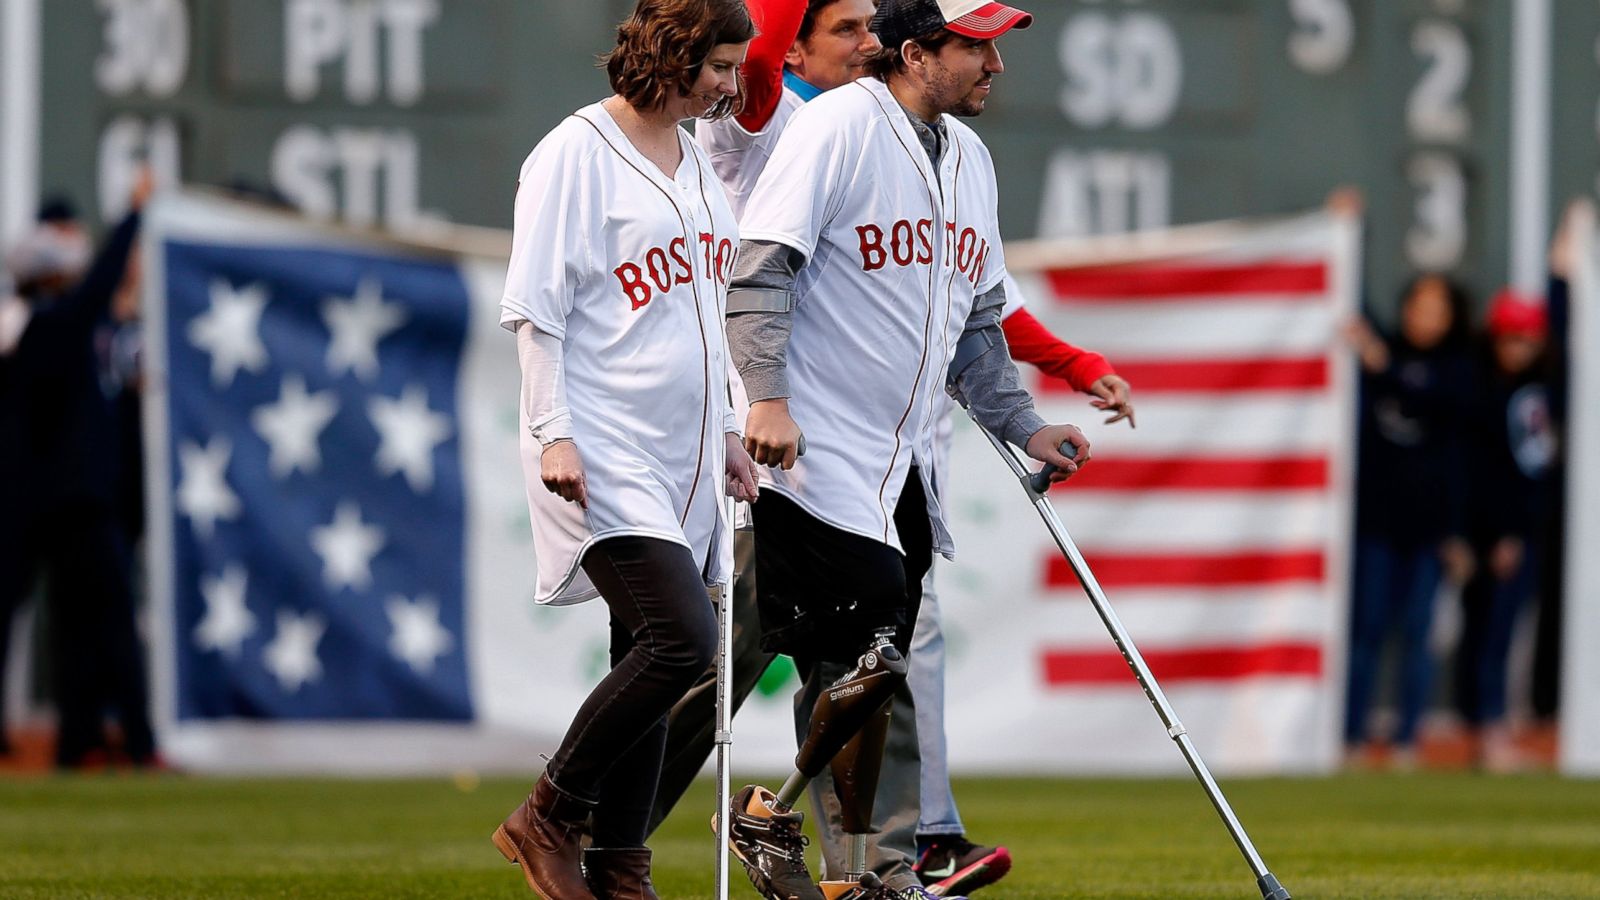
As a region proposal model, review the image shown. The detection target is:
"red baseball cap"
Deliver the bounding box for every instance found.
[871,0,1034,48]
[1486,289,1548,338]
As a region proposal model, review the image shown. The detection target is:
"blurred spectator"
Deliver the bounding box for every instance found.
[0,197,92,759]
[1452,290,1558,771]
[0,178,158,768]
[1343,274,1477,768]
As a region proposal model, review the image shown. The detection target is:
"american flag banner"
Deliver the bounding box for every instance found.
[938,210,1359,774]
[142,192,623,772]
[143,193,1359,775]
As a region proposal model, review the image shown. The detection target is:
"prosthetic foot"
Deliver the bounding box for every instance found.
[820,872,955,899]
[819,871,885,899]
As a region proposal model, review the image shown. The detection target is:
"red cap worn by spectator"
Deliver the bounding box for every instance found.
[1486,288,1547,338]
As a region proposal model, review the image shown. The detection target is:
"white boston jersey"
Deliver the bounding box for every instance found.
[697,86,807,220]
[739,77,1008,556]
[502,101,740,605]
[697,84,806,528]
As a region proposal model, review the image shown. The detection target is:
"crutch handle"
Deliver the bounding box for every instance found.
[1028,441,1081,494]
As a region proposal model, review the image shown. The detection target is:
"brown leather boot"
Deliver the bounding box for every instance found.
[492,774,597,899]
[582,847,661,900]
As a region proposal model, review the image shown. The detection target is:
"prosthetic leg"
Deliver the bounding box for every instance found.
[769,627,906,897]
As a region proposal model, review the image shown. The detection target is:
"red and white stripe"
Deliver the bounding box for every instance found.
[942,0,1032,39]
[939,211,1358,773]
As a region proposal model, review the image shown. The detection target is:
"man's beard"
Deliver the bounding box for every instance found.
[928,65,987,118]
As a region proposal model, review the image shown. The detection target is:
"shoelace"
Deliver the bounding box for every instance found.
[769,819,811,862]
[774,819,812,851]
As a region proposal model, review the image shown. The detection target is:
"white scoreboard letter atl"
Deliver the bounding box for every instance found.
[1037,149,1171,239]
[286,0,441,106]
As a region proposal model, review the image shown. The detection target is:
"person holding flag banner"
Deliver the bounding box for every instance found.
[489,1,760,897]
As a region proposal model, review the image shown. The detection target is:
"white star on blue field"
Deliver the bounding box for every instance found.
[163,240,474,721]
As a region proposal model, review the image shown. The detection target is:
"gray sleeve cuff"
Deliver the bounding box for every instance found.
[739,364,791,402]
[1000,408,1049,451]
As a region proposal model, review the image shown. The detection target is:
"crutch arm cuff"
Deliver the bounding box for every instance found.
[947,329,996,391]
[727,287,794,314]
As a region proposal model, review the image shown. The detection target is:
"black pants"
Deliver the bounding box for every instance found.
[647,475,934,838]
[754,473,934,663]
[544,535,718,848]
[647,529,773,837]
[771,473,934,889]
[0,500,154,765]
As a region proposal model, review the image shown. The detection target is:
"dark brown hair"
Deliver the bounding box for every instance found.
[863,27,957,80]
[797,0,846,43]
[602,0,756,120]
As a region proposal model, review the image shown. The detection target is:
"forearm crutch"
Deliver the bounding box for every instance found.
[971,414,1292,900]
[713,500,736,900]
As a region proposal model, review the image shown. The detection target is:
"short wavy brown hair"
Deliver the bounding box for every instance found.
[864,27,957,80]
[603,0,757,120]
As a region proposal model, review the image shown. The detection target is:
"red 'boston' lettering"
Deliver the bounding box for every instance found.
[970,239,990,286]
[715,239,735,286]
[669,237,692,286]
[890,220,915,267]
[645,247,672,292]
[857,224,887,271]
[699,232,716,271]
[956,227,976,274]
[915,218,933,264]
[614,262,652,310]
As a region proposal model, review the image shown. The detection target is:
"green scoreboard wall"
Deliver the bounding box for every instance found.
[34,0,1599,320]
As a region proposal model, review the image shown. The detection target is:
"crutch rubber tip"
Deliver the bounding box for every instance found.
[1257,873,1291,899]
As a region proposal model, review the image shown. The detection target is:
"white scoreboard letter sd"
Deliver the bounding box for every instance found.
[1057,10,1182,132]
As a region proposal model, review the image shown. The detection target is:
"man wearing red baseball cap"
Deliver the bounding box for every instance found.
[720,0,1088,897]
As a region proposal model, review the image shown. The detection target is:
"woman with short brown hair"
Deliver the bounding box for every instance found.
[490,1,756,897]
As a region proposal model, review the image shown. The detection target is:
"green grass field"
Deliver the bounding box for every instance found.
[2,772,1598,898]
